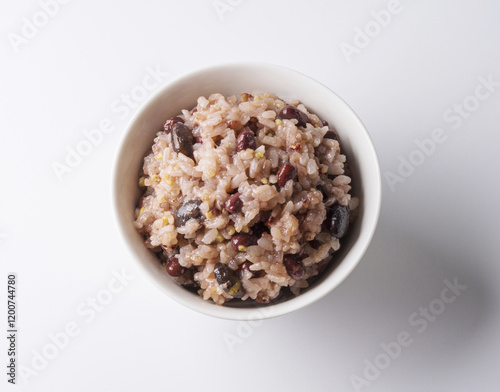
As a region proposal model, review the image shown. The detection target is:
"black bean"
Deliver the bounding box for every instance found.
[214,263,245,298]
[175,200,202,227]
[225,192,243,213]
[324,130,339,141]
[165,257,184,277]
[172,122,194,159]
[164,116,184,134]
[236,128,256,152]
[322,120,329,127]
[283,254,305,280]
[240,261,265,278]
[327,203,350,238]
[231,233,258,252]
[278,105,308,127]
[277,162,298,188]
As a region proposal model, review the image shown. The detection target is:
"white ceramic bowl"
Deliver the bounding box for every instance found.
[113,62,381,320]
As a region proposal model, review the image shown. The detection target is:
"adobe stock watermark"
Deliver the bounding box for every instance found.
[51,64,168,181]
[385,74,500,192]
[213,0,244,21]
[340,0,403,63]
[223,306,276,353]
[350,277,467,392]
[8,0,72,53]
[18,269,134,385]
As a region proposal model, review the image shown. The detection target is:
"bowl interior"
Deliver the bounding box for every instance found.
[113,63,381,320]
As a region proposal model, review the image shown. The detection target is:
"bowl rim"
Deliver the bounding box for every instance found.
[112,61,382,320]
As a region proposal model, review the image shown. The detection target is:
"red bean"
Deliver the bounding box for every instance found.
[277,162,298,188]
[166,257,184,277]
[231,234,258,251]
[240,261,252,274]
[279,105,308,127]
[240,261,265,278]
[164,116,184,134]
[236,129,256,152]
[246,118,259,133]
[283,254,305,280]
[225,192,243,213]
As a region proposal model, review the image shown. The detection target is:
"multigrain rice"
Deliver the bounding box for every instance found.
[134,93,358,305]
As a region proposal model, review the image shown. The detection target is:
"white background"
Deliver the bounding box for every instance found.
[1,0,500,391]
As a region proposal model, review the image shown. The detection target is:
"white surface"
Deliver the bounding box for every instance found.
[113,62,381,320]
[1,0,499,391]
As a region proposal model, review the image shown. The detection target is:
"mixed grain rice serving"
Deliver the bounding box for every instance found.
[134,93,358,305]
